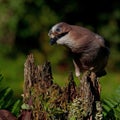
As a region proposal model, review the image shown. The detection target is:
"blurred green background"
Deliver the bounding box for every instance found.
[0,0,120,99]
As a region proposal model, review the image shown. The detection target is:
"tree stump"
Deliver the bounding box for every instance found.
[19,54,103,120]
[68,71,102,120]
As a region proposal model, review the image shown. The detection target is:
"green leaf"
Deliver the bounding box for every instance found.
[21,103,33,110]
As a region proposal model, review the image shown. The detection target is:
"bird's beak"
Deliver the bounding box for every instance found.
[50,37,58,45]
[48,30,57,45]
[48,29,69,45]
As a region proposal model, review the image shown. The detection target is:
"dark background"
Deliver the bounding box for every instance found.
[0,0,120,97]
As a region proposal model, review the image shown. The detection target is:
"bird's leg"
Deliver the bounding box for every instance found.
[73,60,81,77]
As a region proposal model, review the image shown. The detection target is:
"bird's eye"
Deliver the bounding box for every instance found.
[56,28,61,32]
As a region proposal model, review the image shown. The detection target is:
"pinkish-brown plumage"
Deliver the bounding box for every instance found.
[48,22,109,77]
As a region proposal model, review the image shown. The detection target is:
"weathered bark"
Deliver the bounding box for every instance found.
[68,71,102,120]
[19,54,102,120]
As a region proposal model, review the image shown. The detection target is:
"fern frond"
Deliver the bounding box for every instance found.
[11,100,22,116]
[0,74,3,82]
[0,74,21,117]
[102,86,120,119]
[0,87,13,109]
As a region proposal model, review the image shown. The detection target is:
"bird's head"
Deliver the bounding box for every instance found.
[48,22,71,45]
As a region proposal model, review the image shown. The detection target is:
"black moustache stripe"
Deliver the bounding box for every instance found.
[57,32,68,39]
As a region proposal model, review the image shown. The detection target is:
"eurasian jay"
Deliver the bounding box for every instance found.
[48,22,109,77]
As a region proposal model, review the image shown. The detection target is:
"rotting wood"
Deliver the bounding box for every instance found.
[68,71,102,120]
[19,54,103,120]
